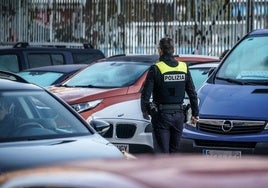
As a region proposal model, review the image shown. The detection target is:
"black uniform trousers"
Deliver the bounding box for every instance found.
[151,110,184,153]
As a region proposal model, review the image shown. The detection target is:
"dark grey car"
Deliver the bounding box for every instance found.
[0,42,105,73]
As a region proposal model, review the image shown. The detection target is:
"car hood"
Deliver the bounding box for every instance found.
[198,84,268,120]
[48,86,128,103]
[0,134,123,173]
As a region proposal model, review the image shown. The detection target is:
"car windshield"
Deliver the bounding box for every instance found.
[0,91,91,142]
[18,71,63,87]
[63,61,151,88]
[217,35,268,84]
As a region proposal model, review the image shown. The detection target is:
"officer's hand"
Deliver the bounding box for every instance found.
[143,112,150,120]
[191,116,199,124]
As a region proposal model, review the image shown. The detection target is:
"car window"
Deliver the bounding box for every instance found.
[0,91,91,141]
[73,53,105,64]
[0,54,19,72]
[64,61,151,87]
[217,35,268,81]
[18,71,64,87]
[184,66,216,99]
[190,67,212,90]
[28,53,64,68]
[51,54,65,65]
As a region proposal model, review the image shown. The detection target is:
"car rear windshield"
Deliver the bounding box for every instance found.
[18,71,64,87]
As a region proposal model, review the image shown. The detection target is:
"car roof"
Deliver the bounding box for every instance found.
[100,54,219,65]
[0,77,42,91]
[176,54,219,63]
[102,54,160,63]
[188,62,220,68]
[0,46,104,52]
[249,29,268,35]
[20,64,88,73]
[0,42,104,53]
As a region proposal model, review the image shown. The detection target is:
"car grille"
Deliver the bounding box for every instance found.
[197,119,266,135]
[102,123,137,139]
[116,123,137,138]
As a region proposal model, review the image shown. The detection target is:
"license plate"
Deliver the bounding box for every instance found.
[114,144,129,152]
[203,149,241,158]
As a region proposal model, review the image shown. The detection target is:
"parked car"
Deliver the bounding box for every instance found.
[0,42,105,73]
[17,64,88,87]
[188,62,220,91]
[184,62,220,123]
[0,70,124,173]
[175,54,219,66]
[179,29,268,157]
[48,54,219,154]
[1,154,268,188]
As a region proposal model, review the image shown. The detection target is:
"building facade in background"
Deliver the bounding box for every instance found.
[0,0,267,56]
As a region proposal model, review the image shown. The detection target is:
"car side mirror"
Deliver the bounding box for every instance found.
[90,119,110,136]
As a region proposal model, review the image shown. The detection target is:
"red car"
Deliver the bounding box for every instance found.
[49,54,219,154]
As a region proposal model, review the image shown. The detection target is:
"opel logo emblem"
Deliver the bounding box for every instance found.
[222,120,233,133]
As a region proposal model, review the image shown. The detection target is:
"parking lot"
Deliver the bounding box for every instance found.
[0,0,267,187]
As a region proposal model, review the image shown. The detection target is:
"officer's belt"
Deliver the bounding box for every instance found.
[158,104,183,111]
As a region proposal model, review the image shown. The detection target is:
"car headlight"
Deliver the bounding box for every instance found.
[71,99,103,113]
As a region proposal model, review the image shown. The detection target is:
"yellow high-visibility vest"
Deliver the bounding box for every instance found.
[156,61,187,74]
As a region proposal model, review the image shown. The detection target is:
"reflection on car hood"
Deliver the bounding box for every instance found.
[0,134,123,173]
[48,86,127,103]
[198,84,268,120]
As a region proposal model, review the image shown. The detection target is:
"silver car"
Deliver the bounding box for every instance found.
[0,71,124,173]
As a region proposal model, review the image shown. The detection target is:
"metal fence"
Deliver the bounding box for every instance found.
[0,0,267,56]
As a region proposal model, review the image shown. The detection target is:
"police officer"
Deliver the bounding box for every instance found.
[141,37,199,153]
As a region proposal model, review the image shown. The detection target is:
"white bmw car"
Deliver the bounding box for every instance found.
[49,54,219,154]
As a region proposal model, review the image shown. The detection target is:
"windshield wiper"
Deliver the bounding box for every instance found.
[74,85,118,88]
[59,84,96,88]
[243,81,268,86]
[60,84,119,88]
[72,85,98,88]
[216,76,244,85]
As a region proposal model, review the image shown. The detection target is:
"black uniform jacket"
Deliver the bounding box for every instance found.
[141,54,199,116]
